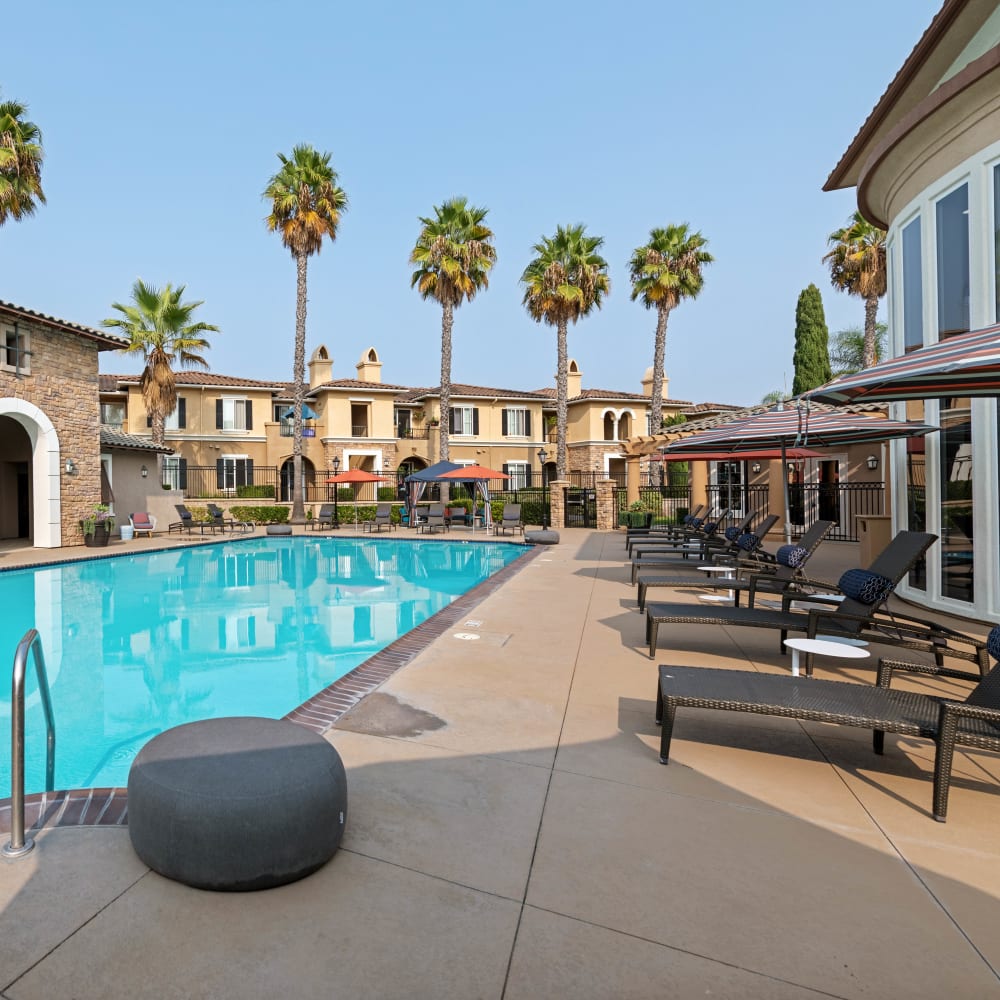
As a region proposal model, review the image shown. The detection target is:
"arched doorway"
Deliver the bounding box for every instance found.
[279,457,316,502]
[0,398,62,547]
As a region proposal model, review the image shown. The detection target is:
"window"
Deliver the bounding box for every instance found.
[936,184,970,339]
[0,323,29,375]
[217,455,253,491]
[273,403,289,423]
[101,402,126,427]
[147,397,186,430]
[161,456,187,490]
[216,397,253,431]
[449,406,479,435]
[502,407,531,437]
[503,461,530,489]
[900,217,923,352]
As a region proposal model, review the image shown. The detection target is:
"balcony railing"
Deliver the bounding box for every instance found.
[352,425,369,437]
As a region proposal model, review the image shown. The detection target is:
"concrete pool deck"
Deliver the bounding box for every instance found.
[1,527,999,998]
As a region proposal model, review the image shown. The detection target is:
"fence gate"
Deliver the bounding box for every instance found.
[564,487,595,527]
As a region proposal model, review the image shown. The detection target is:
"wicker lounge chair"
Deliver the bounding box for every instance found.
[653,628,1000,821]
[364,503,395,532]
[626,504,708,543]
[644,531,988,678]
[129,512,157,538]
[207,503,252,533]
[629,511,741,583]
[628,509,751,558]
[626,506,729,556]
[309,505,336,530]
[418,503,448,534]
[494,503,523,536]
[636,517,830,612]
[168,504,198,534]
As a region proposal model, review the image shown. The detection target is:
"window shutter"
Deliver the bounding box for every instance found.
[146,412,152,428]
[178,458,188,490]
[216,399,223,429]
[245,458,254,485]
[216,458,225,488]
[502,463,510,478]
[449,407,460,434]
[502,410,508,436]
[472,408,479,435]
[525,410,532,436]
[244,400,252,430]
[178,398,186,428]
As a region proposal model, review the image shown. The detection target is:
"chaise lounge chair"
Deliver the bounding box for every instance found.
[636,517,830,612]
[207,503,252,533]
[494,503,523,536]
[645,531,991,679]
[168,504,197,533]
[309,504,336,530]
[418,503,448,534]
[626,504,708,543]
[364,503,396,532]
[653,625,1000,821]
[626,505,724,555]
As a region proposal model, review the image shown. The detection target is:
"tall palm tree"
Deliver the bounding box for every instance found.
[521,224,610,478]
[264,144,347,523]
[102,280,218,447]
[823,211,887,369]
[410,197,496,461]
[628,224,713,434]
[0,94,45,225]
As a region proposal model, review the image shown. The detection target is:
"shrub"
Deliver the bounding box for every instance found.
[236,484,275,499]
[229,505,290,524]
[377,487,396,501]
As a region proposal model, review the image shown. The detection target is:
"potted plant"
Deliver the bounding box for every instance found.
[81,503,116,547]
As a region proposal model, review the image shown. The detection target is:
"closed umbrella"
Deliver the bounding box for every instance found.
[438,465,509,530]
[660,406,938,543]
[808,323,1000,404]
[324,469,388,527]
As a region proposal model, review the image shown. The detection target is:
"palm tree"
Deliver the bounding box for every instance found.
[823,211,887,369]
[0,93,45,225]
[410,197,496,461]
[102,281,218,448]
[521,224,610,478]
[628,224,713,433]
[264,144,347,523]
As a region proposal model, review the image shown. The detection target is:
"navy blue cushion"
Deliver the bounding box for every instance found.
[702,521,719,536]
[724,526,741,542]
[690,517,703,530]
[838,568,894,605]
[776,544,808,568]
[986,626,1000,662]
[737,532,762,552]
[683,514,695,525]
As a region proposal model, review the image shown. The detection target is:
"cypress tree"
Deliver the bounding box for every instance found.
[792,284,832,395]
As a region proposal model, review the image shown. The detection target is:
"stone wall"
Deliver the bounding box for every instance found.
[0,316,104,545]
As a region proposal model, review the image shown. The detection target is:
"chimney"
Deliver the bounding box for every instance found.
[566,359,583,399]
[356,347,382,384]
[308,345,333,388]
[641,366,669,399]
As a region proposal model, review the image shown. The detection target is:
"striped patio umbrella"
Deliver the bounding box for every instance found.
[660,406,939,542]
[808,324,1000,404]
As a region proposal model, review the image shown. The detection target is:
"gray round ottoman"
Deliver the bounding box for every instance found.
[128,717,347,891]
[525,529,560,545]
[266,523,293,535]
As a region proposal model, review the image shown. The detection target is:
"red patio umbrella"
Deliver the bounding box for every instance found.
[324,469,389,526]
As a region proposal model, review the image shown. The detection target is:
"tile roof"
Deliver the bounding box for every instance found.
[103,372,293,390]
[309,379,411,392]
[99,428,174,453]
[405,384,551,401]
[1,300,129,349]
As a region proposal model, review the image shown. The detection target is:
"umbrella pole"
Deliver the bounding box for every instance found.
[782,440,792,545]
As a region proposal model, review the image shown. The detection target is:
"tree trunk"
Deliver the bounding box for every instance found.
[151,411,165,448]
[439,301,453,463]
[291,250,309,524]
[863,295,879,369]
[556,318,569,479]
[650,304,670,434]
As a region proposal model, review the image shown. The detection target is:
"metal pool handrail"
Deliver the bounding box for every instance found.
[3,629,56,859]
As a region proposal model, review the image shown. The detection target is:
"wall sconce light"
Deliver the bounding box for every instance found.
[64,458,77,475]
[751,462,762,474]
[140,464,148,478]
[866,454,879,471]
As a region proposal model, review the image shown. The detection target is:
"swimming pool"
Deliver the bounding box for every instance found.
[1,536,528,796]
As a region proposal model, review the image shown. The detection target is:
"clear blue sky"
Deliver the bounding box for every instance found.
[1,0,942,407]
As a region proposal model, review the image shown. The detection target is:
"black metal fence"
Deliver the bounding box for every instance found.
[790,482,885,542]
[707,484,771,522]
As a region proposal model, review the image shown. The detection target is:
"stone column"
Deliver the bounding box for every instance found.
[548,479,568,529]
[596,478,615,531]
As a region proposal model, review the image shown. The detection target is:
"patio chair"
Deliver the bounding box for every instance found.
[645,531,989,679]
[129,512,157,538]
[168,504,196,533]
[629,508,751,563]
[653,625,1000,822]
[626,508,732,557]
[636,517,830,612]
[629,510,736,583]
[309,505,336,530]
[365,503,395,533]
[418,503,448,534]
[627,503,708,541]
[494,503,523,536]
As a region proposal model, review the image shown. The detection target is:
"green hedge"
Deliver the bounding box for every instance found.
[236,484,276,499]
[229,505,290,524]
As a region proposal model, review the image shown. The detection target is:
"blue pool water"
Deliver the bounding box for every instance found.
[1,536,526,796]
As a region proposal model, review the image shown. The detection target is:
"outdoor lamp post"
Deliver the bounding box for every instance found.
[537,448,549,529]
[332,456,340,527]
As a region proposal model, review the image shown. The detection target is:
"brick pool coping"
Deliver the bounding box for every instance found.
[0,538,543,837]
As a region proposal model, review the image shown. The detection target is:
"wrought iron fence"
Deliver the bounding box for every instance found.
[612,484,692,527]
[706,484,771,522]
[789,482,885,542]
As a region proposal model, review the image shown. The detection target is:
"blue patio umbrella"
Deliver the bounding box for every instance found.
[403,461,464,524]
